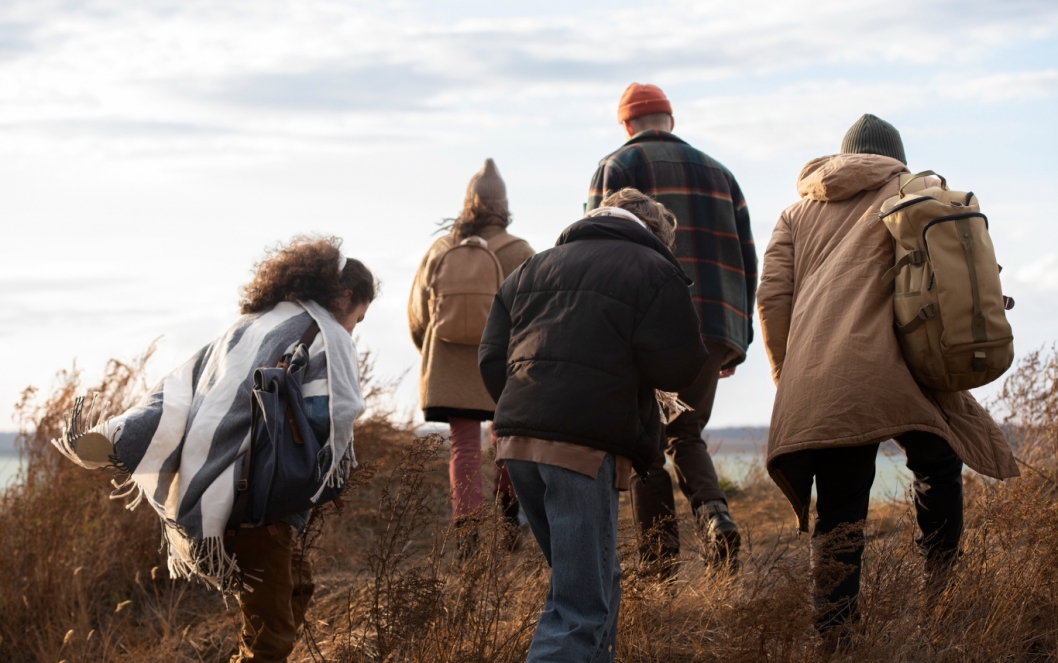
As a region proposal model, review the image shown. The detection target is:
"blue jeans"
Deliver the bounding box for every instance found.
[506,454,621,663]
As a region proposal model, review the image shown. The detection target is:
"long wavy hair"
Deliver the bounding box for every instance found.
[239,236,378,315]
[440,196,511,241]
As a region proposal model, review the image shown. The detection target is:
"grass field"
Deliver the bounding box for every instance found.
[0,348,1055,662]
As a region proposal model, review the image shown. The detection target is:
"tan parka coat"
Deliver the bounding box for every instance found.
[757,153,1019,530]
[409,224,534,420]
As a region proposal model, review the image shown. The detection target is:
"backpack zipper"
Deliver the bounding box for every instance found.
[879,195,937,219]
[921,212,989,258]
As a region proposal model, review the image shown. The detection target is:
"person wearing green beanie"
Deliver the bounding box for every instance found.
[758,114,1016,649]
[841,113,907,165]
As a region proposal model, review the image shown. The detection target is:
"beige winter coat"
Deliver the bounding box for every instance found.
[409,225,534,419]
[757,154,1018,528]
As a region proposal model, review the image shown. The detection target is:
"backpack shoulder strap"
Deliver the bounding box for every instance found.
[899,170,947,198]
[298,320,320,348]
[227,318,322,538]
[485,232,521,254]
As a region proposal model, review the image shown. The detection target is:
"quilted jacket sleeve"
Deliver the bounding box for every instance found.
[757,212,796,385]
[631,271,708,392]
[408,239,449,351]
[478,282,515,403]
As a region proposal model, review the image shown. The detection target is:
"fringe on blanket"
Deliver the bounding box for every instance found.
[109,472,245,592]
[309,451,353,503]
[53,396,243,589]
[110,474,145,510]
[51,394,117,471]
[656,390,693,425]
[161,526,244,592]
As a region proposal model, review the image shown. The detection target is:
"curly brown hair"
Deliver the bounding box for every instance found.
[239,236,378,315]
[599,188,677,250]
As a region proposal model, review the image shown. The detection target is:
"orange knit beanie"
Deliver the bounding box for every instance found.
[617,83,672,123]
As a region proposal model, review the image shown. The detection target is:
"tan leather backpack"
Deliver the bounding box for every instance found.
[429,233,518,345]
[878,171,1014,392]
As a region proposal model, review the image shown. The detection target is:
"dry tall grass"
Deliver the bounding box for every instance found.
[1,347,1056,662]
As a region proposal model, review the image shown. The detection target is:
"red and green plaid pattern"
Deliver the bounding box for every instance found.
[588,131,757,365]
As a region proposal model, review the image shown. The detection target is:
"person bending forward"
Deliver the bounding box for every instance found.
[479,188,707,662]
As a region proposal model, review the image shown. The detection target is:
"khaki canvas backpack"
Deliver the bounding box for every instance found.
[429,233,518,345]
[878,171,1014,392]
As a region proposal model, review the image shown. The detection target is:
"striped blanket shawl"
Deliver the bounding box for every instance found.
[53,300,364,590]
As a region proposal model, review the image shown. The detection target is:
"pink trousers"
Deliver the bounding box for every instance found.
[449,418,517,522]
[449,417,484,522]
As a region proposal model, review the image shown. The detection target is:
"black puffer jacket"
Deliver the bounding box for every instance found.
[478,215,708,475]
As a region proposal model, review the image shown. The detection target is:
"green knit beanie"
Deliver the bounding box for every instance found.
[841,114,906,165]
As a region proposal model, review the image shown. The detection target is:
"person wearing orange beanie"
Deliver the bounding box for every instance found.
[588,83,758,574]
[617,83,673,125]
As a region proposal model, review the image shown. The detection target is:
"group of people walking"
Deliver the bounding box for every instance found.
[411,83,1017,659]
[54,81,1018,662]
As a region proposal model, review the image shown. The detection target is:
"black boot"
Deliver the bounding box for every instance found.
[695,500,741,569]
[921,548,959,598]
[498,492,521,552]
[816,603,859,654]
[455,517,480,562]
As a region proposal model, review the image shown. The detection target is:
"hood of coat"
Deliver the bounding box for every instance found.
[557,216,691,284]
[796,153,908,202]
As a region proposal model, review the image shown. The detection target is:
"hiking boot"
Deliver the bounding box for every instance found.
[695,500,741,568]
[456,530,479,561]
[920,550,958,598]
[815,597,860,654]
[638,550,681,582]
[498,493,522,552]
[454,516,480,561]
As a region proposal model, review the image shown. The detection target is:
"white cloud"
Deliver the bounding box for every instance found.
[0,0,1056,429]
[1015,253,1058,292]
[0,0,1056,161]
[943,70,1058,103]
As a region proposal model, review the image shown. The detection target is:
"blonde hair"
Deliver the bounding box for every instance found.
[599,188,677,250]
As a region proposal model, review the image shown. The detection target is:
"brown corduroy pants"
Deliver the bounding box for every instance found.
[227,523,314,663]
[630,341,730,560]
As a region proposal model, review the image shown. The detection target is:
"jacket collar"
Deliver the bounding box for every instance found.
[557,216,691,285]
[622,129,688,148]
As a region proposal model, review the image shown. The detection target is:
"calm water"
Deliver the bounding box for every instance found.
[0,450,918,500]
[712,450,915,501]
[0,456,21,488]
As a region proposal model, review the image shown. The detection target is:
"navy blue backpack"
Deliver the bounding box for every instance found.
[225,321,345,535]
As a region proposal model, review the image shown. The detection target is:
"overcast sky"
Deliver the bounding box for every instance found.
[2,0,1056,431]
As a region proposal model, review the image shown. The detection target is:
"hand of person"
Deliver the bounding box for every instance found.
[719,367,736,379]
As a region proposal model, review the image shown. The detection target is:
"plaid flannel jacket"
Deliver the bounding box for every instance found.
[588,130,757,366]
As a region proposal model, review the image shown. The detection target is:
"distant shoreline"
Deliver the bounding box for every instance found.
[414,424,773,455]
[0,432,16,456]
[1,428,910,458]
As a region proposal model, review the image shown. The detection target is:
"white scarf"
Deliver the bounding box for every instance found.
[587,206,650,231]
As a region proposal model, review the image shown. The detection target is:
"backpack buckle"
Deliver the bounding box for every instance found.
[237,479,248,491]
[972,351,987,372]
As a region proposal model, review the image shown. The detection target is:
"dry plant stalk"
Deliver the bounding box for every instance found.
[0,346,1056,662]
